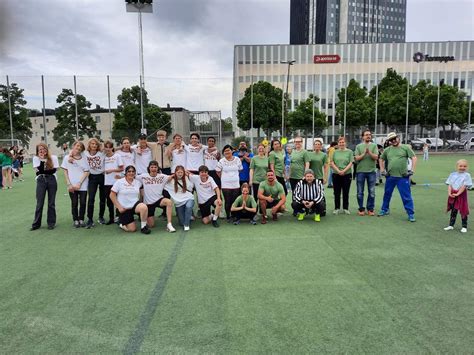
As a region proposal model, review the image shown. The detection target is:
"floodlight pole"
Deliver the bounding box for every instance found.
[6,75,14,146]
[281,60,295,138]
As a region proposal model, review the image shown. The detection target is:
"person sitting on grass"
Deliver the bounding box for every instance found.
[188,165,222,228]
[230,183,257,225]
[292,169,325,222]
[110,165,151,234]
[257,169,287,224]
[444,159,472,233]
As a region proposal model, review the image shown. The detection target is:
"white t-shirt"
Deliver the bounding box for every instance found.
[446,171,473,191]
[104,153,124,186]
[33,155,60,178]
[185,144,207,171]
[189,174,218,204]
[216,157,243,189]
[204,148,220,171]
[111,177,142,209]
[170,145,187,173]
[137,173,169,205]
[61,156,90,191]
[165,177,194,207]
[116,150,135,172]
[132,145,152,175]
[84,151,105,175]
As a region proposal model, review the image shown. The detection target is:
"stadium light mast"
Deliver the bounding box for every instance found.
[125,0,153,134]
[281,60,295,139]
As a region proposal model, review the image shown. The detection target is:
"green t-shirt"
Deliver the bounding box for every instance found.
[250,155,269,184]
[269,150,285,177]
[0,153,12,166]
[0,153,4,167]
[355,143,378,173]
[258,180,285,199]
[290,149,309,179]
[332,149,354,175]
[232,195,257,209]
[307,151,327,179]
[381,145,415,177]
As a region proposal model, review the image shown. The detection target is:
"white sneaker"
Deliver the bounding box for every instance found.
[343,209,350,215]
[443,226,454,231]
[184,225,190,232]
[333,209,340,215]
[461,227,467,233]
[167,223,176,233]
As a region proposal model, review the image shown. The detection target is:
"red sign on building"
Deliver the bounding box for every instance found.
[313,55,341,64]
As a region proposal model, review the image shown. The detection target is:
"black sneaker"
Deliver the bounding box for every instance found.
[212,219,220,228]
[86,220,94,229]
[98,217,106,225]
[47,225,55,230]
[30,225,40,231]
[141,225,151,235]
[106,220,114,225]
[249,218,257,225]
[74,220,80,228]
[226,217,233,224]
[233,219,241,225]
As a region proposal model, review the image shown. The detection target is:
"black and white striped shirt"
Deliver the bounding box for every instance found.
[293,179,324,204]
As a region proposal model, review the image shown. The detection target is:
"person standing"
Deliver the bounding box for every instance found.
[249,144,269,198]
[292,169,325,222]
[165,165,195,231]
[354,130,379,216]
[233,141,253,186]
[423,143,429,161]
[61,141,90,228]
[217,144,243,222]
[284,145,292,192]
[289,137,309,198]
[166,133,187,173]
[110,165,151,234]
[84,138,106,228]
[185,133,206,174]
[204,136,221,187]
[257,170,287,224]
[116,137,135,174]
[330,137,354,215]
[134,133,153,176]
[189,165,222,228]
[147,130,171,175]
[306,140,328,183]
[103,141,124,225]
[231,183,258,225]
[269,139,287,195]
[378,132,417,222]
[1,148,13,189]
[326,141,338,188]
[31,143,60,230]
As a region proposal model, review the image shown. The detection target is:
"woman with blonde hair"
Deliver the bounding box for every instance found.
[84,137,106,228]
[31,143,60,230]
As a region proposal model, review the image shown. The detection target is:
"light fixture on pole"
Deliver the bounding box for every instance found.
[435,76,444,153]
[281,60,295,139]
[126,0,153,134]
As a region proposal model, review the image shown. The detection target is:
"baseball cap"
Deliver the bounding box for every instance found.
[138,133,147,140]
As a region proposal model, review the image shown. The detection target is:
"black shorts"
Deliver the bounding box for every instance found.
[147,198,165,217]
[198,195,218,218]
[263,199,280,209]
[119,201,141,225]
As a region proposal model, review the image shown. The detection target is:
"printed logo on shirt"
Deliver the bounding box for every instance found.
[87,155,103,170]
[142,176,167,185]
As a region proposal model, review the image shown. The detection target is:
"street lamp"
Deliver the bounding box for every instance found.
[281,60,295,138]
[435,76,445,153]
[125,0,153,134]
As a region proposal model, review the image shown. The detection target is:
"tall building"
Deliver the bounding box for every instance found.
[290,0,407,45]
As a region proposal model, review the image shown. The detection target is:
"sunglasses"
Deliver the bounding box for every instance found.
[295,141,303,143]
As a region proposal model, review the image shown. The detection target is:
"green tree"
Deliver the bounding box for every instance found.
[231,135,250,149]
[336,79,374,130]
[437,84,468,139]
[288,94,327,137]
[52,89,96,147]
[236,81,283,140]
[112,85,171,143]
[223,117,233,132]
[370,68,408,128]
[409,80,436,137]
[0,83,32,147]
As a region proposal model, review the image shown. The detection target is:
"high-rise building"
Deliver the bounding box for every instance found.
[290,0,407,45]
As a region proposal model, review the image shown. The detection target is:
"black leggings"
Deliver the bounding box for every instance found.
[233,210,256,220]
[87,173,105,220]
[69,191,87,221]
[222,188,240,219]
[449,204,468,228]
[276,175,288,196]
[104,185,114,221]
[332,173,352,210]
[289,178,301,198]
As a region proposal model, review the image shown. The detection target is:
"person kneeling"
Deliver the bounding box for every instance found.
[189,165,222,228]
[292,169,325,222]
[110,165,151,234]
[257,170,287,224]
[231,183,257,225]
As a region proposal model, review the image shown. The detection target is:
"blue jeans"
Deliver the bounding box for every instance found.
[175,199,194,227]
[381,176,414,216]
[327,168,333,186]
[356,172,376,211]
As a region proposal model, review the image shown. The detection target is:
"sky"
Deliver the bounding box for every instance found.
[0,0,473,116]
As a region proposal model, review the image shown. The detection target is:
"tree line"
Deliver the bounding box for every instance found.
[237,68,472,139]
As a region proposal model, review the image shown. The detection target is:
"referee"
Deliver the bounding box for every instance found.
[292,169,326,222]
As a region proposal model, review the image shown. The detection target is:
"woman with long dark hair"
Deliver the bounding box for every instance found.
[330,136,354,215]
[165,165,195,231]
[269,139,287,195]
[31,143,59,230]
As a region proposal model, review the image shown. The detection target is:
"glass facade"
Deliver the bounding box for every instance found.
[233,41,474,131]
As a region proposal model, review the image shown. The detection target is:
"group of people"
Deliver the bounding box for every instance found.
[28,128,471,234]
[0,145,25,189]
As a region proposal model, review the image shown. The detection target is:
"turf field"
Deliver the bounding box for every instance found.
[1,154,473,353]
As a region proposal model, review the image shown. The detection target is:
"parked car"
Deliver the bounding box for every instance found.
[415,137,444,149]
[445,140,464,150]
[462,136,474,150]
[409,139,425,150]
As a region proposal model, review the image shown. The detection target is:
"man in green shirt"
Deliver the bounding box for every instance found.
[257,170,286,224]
[379,132,417,222]
[354,130,379,216]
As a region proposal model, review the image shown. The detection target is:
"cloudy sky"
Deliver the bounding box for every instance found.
[0,0,473,116]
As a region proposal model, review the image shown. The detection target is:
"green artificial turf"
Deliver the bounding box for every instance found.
[1,154,473,353]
